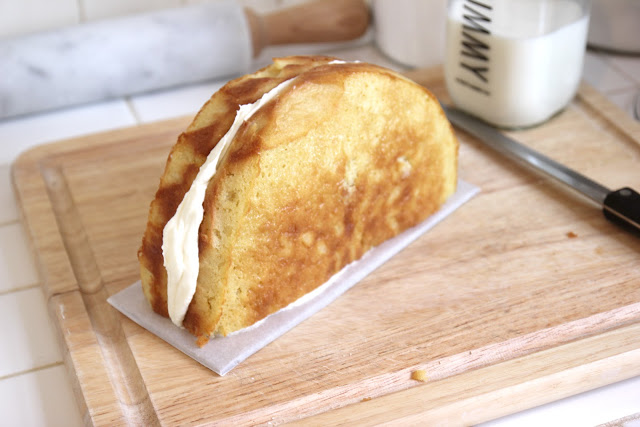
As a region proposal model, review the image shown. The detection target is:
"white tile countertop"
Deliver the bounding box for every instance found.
[1,42,639,426]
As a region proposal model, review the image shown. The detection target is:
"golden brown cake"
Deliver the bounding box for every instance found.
[138,56,458,341]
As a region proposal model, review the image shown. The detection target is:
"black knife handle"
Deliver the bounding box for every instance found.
[603,187,640,237]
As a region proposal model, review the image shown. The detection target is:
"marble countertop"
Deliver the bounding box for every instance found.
[1,41,639,426]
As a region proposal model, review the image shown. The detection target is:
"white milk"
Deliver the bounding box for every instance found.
[444,0,589,128]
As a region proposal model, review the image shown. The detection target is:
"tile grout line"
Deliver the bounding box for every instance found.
[76,0,87,22]
[606,57,640,87]
[593,50,640,90]
[0,361,64,382]
[124,97,143,125]
[0,218,19,228]
[601,85,640,97]
[0,283,41,298]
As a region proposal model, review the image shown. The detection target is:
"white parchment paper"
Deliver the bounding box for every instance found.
[108,178,479,375]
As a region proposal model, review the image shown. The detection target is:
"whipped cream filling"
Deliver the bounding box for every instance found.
[162,77,296,327]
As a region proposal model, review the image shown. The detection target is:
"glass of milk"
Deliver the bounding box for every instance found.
[444,0,591,128]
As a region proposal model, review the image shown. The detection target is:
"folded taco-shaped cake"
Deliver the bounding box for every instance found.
[138,56,458,342]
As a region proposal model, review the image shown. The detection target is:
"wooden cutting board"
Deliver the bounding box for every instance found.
[12,67,640,426]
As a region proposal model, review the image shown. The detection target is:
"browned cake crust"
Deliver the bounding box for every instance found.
[138,56,337,318]
[138,56,458,340]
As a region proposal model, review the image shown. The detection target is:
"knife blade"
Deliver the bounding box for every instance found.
[442,104,640,237]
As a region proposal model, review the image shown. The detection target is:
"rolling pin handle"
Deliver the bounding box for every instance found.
[247,0,370,57]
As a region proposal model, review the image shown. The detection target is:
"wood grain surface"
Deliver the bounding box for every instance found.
[12,67,640,426]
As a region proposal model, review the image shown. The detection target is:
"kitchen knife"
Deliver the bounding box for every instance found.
[0,0,369,119]
[442,105,640,237]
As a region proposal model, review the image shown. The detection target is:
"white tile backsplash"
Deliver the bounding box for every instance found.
[609,55,640,86]
[0,287,62,377]
[0,223,39,294]
[128,80,226,123]
[607,90,639,120]
[482,376,640,427]
[0,0,79,39]
[0,99,136,165]
[0,364,83,427]
[583,51,637,93]
[0,0,302,41]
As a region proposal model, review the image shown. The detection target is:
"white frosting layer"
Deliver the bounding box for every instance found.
[162,77,296,327]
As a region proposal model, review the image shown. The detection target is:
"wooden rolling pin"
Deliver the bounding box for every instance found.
[0,0,369,119]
